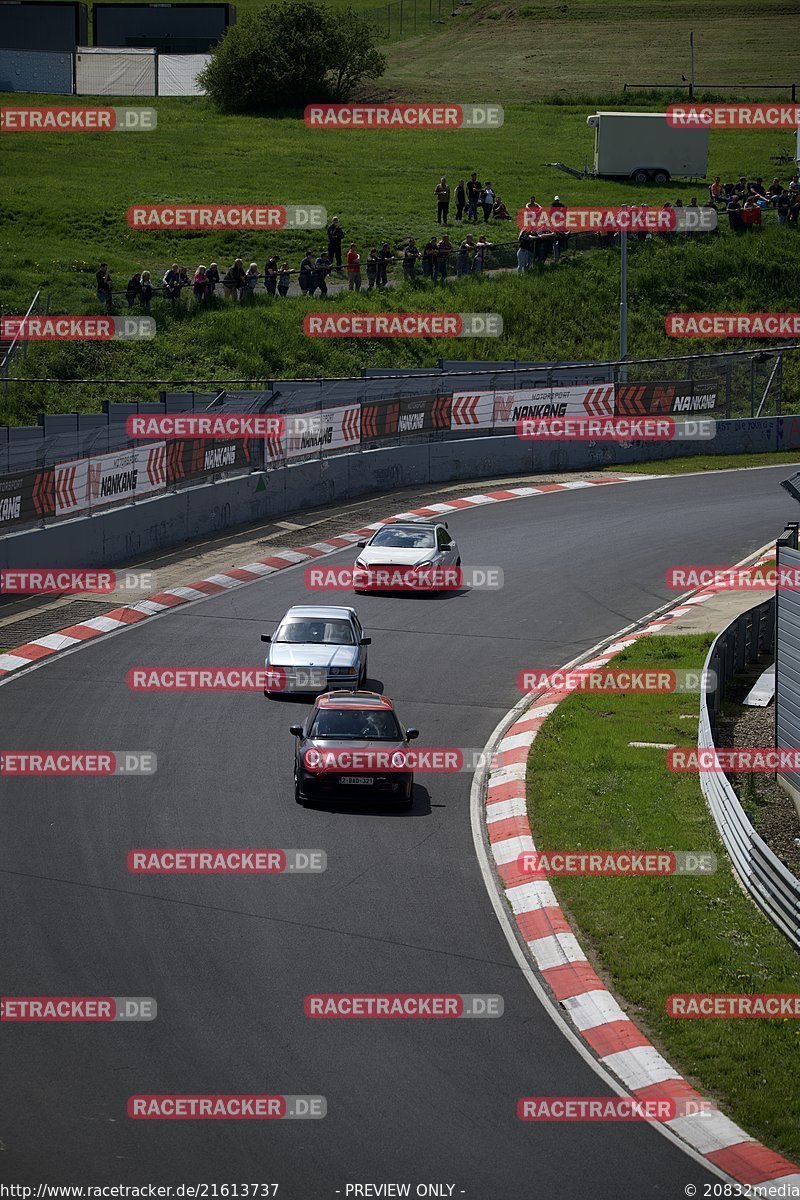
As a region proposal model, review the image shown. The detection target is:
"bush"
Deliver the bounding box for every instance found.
[198,1,386,115]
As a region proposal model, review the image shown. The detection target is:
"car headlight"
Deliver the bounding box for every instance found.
[330,666,358,676]
[355,558,367,569]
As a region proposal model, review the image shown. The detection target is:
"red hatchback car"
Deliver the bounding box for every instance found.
[290,690,419,807]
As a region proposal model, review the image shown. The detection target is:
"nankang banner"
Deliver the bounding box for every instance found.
[270,405,361,462]
[0,467,54,528]
[361,394,451,440]
[492,384,615,425]
[55,444,166,516]
[166,438,252,483]
[615,380,719,415]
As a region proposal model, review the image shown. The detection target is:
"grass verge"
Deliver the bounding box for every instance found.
[605,452,800,475]
[526,633,800,1159]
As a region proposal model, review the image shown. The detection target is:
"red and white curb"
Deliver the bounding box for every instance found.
[0,476,645,682]
[480,551,799,1190]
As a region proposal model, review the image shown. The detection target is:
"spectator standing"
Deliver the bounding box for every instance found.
[456,235,474,277]
[517,229,534,272]
[140,271,153,309]
[206,262,220,296]
[366,248,379,290]
[192,265,209,302]
[125,271,142,309]
[435,176,451,224]
[403,239,419,280]
[243,263,260,299]
[162,262,182,305]
[377,242,394,288]
[230,258,247,300]
[314,250,332,296]
[727,194,744,235]
[473,234,491,272]
[327,217,345,268]
[777,188,791,225]
[264,256,279,297]
[347,243,362,291]
[480,181,495,223]
[421,237,437,279]
[466,173,481,223]
[277,263,291,297]
[436,233,452,282]
[298,250,314,296]
[96,262,112,309]
[550,195,567,261]
[454,179,466,222]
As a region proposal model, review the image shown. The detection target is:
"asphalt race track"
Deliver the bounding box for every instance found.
[1,466,794,1197]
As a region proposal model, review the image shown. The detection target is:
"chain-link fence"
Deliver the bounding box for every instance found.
[365,0,472,39]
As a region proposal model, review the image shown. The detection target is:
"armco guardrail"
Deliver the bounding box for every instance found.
[700,597,800,950]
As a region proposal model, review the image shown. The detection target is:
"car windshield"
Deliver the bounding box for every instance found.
[309,709,403,741]
[274,618,355,645]
[370,527,436,549]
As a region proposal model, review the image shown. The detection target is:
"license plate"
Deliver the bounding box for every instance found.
[340,776,373,785]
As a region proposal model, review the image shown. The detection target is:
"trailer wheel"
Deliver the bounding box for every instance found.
[631,169,649,185]
[653,170,670,185]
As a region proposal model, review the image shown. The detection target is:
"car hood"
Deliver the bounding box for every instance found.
[357,547,438,566]
[267,644,358,668]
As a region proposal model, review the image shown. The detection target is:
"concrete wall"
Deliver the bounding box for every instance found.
[0,418,783,570]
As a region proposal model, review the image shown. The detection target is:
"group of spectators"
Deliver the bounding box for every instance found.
[433,174,512,224]
[94,169,800,309]
[708,172,800,230]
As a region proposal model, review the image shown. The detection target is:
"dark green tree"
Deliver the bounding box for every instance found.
[199,1,386,115]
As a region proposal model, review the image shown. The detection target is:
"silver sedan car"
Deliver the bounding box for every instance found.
[353,520,461,593]
[261,605,371,697]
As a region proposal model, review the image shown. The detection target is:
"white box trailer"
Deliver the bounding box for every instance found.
[587,111,709,184]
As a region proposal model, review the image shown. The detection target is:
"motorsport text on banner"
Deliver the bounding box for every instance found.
[126,415,284,438]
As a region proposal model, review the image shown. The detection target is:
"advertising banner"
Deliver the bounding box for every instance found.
[615,380,719,415]
[55,443,165,515]
[0,467,54,528]
[492,384,615,426]
[361,394,451,440]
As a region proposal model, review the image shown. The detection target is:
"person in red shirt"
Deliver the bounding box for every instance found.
[347,243,361,291]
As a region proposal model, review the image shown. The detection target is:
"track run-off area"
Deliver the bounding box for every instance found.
[1,465,795,1196]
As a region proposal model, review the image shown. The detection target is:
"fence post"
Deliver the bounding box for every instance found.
[724,359,732,419]
[387,2,390,34]
[777,352,784,415]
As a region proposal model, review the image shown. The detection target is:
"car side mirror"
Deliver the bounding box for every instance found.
[360,636,372,645]
[356,540,367,549]
[261,634,271,643]
[406,728,419,740]
[289,725,303,737]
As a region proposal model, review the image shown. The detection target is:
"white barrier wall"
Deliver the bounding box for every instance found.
[157,53,210,96]
[75,46,156,96]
